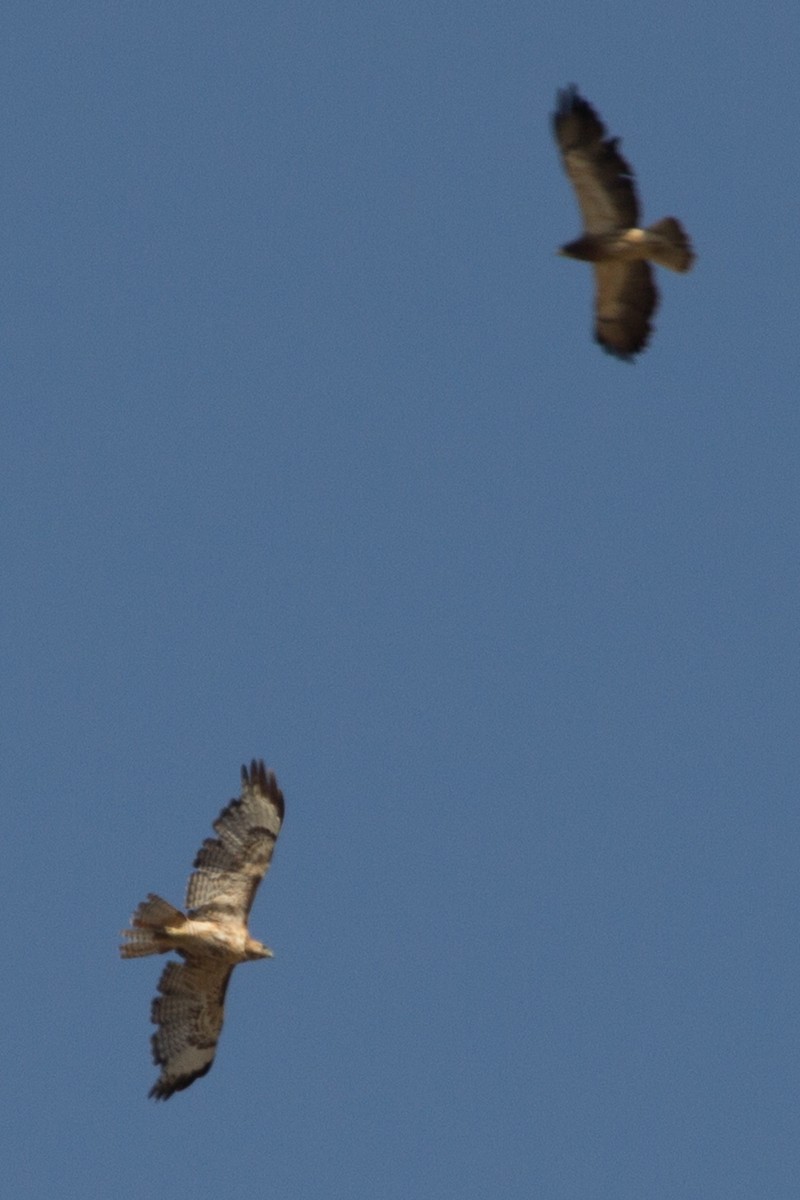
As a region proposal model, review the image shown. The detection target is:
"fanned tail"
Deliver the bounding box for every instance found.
[120,893,186,958]
[646,217,695,272]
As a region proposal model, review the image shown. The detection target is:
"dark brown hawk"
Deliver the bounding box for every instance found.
[553,86,695,360]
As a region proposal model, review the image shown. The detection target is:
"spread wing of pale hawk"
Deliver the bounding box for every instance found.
[553,86,695,360]
[120,760,284,1100]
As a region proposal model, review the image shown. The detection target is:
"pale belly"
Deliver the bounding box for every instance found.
[165,918,248,962]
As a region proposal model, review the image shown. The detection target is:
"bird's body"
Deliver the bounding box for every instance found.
[553,86,694,359]
[121,760,284,1099]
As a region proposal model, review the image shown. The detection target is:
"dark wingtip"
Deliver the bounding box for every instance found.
[148,1060,214,1101]
[555,83,579,107]
[554,84,590,121]
[595,335,641,363]
[242,759,285,821]
[552,85,609,150]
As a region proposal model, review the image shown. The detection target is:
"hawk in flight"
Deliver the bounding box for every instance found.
[553,86,695,360]
[121,760,285,1099]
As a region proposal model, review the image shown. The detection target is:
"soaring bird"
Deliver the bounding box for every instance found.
[553,86,695,360]
[121,760,284,1099]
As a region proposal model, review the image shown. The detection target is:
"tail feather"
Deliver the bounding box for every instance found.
[646,217,695,273]
[120,893,186,959]
[130,893,185,929]
[120,931,170,958]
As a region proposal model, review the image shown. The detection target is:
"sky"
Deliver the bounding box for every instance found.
[2,2,800,1197]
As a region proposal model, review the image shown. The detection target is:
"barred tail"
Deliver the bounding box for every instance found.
[646,217,695,272]
[120,931,168,958]
[119,893,186,958]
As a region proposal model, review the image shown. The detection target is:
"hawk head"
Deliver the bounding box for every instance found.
[245,938,273,960]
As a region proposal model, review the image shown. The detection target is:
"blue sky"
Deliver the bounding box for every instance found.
[3,3,799,1197]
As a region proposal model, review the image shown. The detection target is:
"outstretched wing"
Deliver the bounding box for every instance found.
[186,760,285,921]
[553,86,640,234]
[594,260,657,360]
[149,958,233,1099]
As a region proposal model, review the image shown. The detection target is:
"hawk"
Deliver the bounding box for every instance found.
[553,86,695,360]
[121,760,285,1099]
